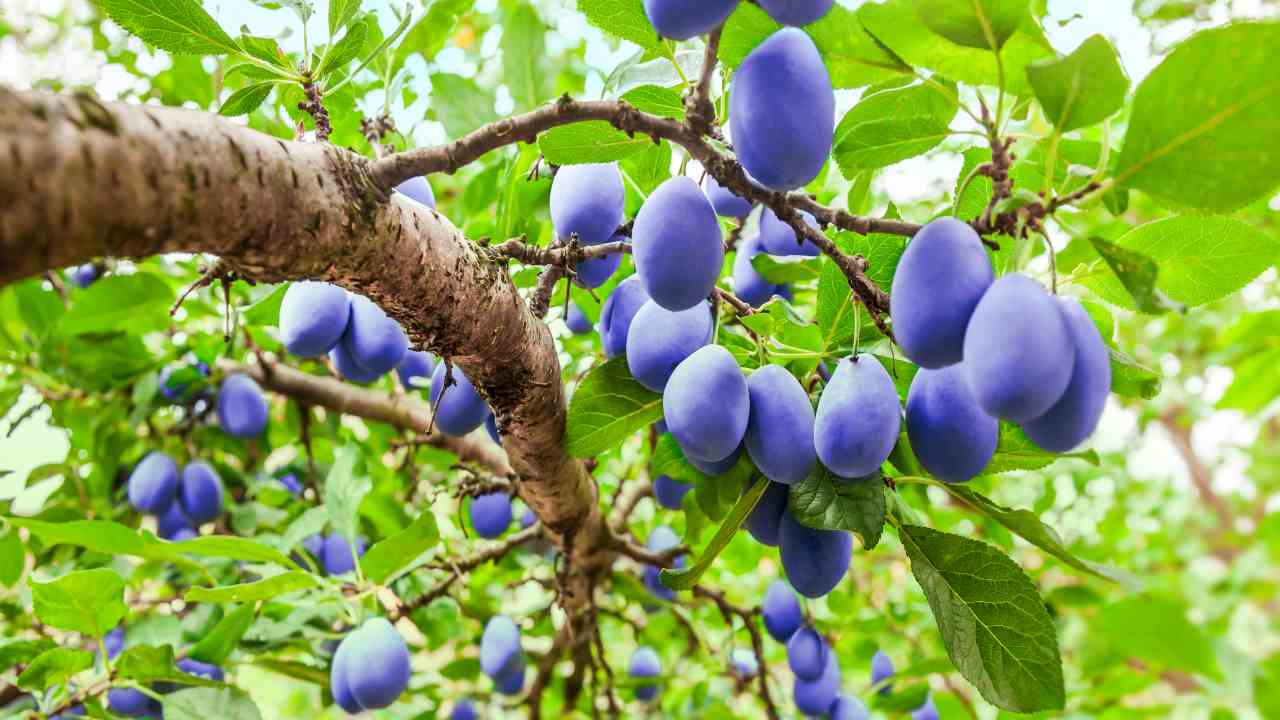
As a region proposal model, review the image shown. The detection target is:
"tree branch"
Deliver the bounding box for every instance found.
[693,586,779,720]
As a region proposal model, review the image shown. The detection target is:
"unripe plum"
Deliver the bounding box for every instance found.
[758,0,833,25]
[1021,298,1110,451]
[830,694,871,720]
[600,276,650,358]
[793,646,841,716]
[890,217,994,368]
[341,294,409,376]
[703,174,752,218]
[761,579,802,643]
[566,303,593,335]
[664,345,749,462]
[745,364,817,484]
[778,511,851,598]
[730,29,833,191]
[963,273,1074,421]
[871,649,894,694]
[178,460,223,524]
[626,300,713,392]
[905,364,998,483]
[628,646,662,702]
[653,474,693,510]
[429,364,489,436]
[786,626,828,680]
[394,176,436,209]
[279,282,351,357]
[911,695,940,720]
[632,177,724,311]
[480,615,522,679]
[322,533,367,576]
[758,208,820,257]
[550,163,625,246]
[128,452,179,514]
[643,0,739,40]
[217,373,269,438]
[450,699,478,720]
[339,618,411,710]
[731,648,759,678]
[396,350,436,391]
[745,480,789,546]
[470,492,513,539]
[69,263,98,288]
[813,355,901,478]
[330,341,384,384]
[493,654,526,695]
[732,234,785,308]
[575,233,626,289]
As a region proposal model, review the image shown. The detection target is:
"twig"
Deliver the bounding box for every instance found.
[685,27,722,136]
[298,82,332,142]
[693,586,778,720]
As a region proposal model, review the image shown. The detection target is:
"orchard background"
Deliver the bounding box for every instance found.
[1,0,1279,718]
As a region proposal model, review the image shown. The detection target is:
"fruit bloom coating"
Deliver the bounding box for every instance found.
[703,173,753,218]
[758,0,833,25]
[429,364,490,437]
[550,163,624,246]
[664,345,749,462]
[599,276,650,358]
[632,176,725,311]
[480,615,522,679]
[779,511,851,598]
[793,646,841,716]
[279,281,351,357]
[341,294,409,376]
[905,364,999,483]
[814,355,901,478]
[745,480,790,546]
[762,579,803,642]
[642,0,738,40]
[628,646,662,701]
[786,626,828,680]
[627,300,713,392]
[470,492,513,539]
[178,460,223,524]
[396,350,435,391]
[653,474,693,510]
[394,176,436,209]
[759,207,820,257]
[1021,298,1111,451]
[745,364,817,484]
[128,452,179,514]
[217,373,269,438]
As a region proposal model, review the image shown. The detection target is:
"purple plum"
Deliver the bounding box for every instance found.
[663,345,749,463]
[905,364,998,483]
[632,176,724,311]
[626,299,713,392]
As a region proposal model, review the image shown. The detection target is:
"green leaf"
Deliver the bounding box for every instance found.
[835,78,958,144]
[361,511,440,584]
[31,568,126,637]
[539,121,654,165]
[898,524,1065,712]
[750,254,822,284]
[0,526,24,587]
[239,283,288,326]
[316,19,368,78]
[328,0,361,36]
[621,85,683,119]
[1086,237,1185,314]
[93,0,240,55]
[236,35,288,70]
[1109,349,1161,401]
[116,644,222,686]
[177,535,300,568]
[502,4,550,111]
[576,0,662,53]
[15,281,65,339]
[16,647,93,691]
[392,0,470,72]
[871,683,931,713]
[620,141,672,203]
[661,476,770,591]
[1091,597,1221,680]
[914,0,1029,50]
[566,357,663,457]
[6,518,199,571]
[835,115,953,174]
[219,82,274,117]
[323,445,370,546]
[430,73,499,137]
[0,639,55,673]
[164,686,263,720]
[1026,34,1128,132]
[185,571,319,604]
[787,468,886,549]
[1115,22,1280,212]
[58,273,173,336]
[188,604,256,665]
[985,424,1098,474]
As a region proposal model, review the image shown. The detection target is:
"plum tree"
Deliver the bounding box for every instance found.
[745,480,789,546]
[758,0,834,26]
[871,649,894,695]
[829,694,870,720]
[127,452,179,514]
[663,345,749,462]
[177,460,223,524]
[745,364,817,485]
[278,281,352,358]
[731,234,786,308]
[652,474,693,510]
[786,625,828,680]
[628,646,662,701]
[321,533,367,576]
[331,617,411,713]
[216,373,269,438]
[762,579,803,643]
[632,176,724,311]
[565,302,593,335]
[889,217,994,368]
[1022,299,1112,451]
[642,0,739,40]
[429,364,490,436]
[758,208,820,257]
[813,355,901,478]
[394,176,436,209]
[550,163,624,246]
[626,299,713,392]
[778,511,851,598]
[793,647,841,715]
[598,275,650,358]
[396,350,436,390]
[703,174,753,218]
[963,273,1074,421]
[469,492,513,539]
[480,615,523,680]
[338,294,409,377]
[906,364,999,483]
[730,28,833,190]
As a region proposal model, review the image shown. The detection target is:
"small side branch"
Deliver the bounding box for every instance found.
[694,586,779,720]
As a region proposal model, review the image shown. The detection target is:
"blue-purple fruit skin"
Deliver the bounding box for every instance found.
[470,492,513,539]
[759,207,820,257]
[69,263,98,288]
[599,276,650,358]
[758,0,833,25]
[664,345,749,462]
[566,303,593,335]
[576,233,625,289]
[793,646,841,716]
[814,355,901,478]
[704,174,753,218]
[330,635,362,713]
[643,0,739,40]
[626,299,713,392]
[341,294,409,376]
[786,626,828,680]
[494,654,526,695]
[177,658,225,682]
[485,411,502,445]
[178,460,223,524]
[963,273,1074,421]
[871,649,894,695]
[551,163,625,246]
[128,452,179,514]
[480,615,522,679]
[395,176,436,209]
[521,507,537,529]
[396,350,435,391]
[745,364,817,484]
[628,646,662,702]
[632,176,725,311]
[107,688,159,717]
[303,534,326,561]
[217,373,269,438]
[341,618,411,710]
[450,699,478,720]
[745,480,789,546]
[830,694,871,720]
[779,511,851,598]
[278,471,303,496]
[890,217,994,369]
[732,234,785,308]
[731,28,833,191]
[330,340,384,383]
[170,527,197,541]
[905,364,998,483]
[731,648,759,678]
[653,474,693,510]
[1022,298,1111,451]
[279,282,352,357]
[103,627,125,660]
[643,526,683,601]
[429,364,489,436]
[688,443,742,475]
[911,695,940,720]
[762,579,803,642]
[322,534,366,576]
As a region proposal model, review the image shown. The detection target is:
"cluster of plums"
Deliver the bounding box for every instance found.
[330,617,412,714]
[104,627,226,718]
[480,615,527,696]
[126,451,224,540]
[891,217,1111,481]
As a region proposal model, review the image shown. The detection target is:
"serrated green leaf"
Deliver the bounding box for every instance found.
[361,511,439,584]
[237,34,288,70]
[219,82,273,116]
[7,518,201,571]
[316,19,368,78]
[915,0,1028,50]
[328,0,361,36]
[1026,34,1128,132]
[750,254,822,284]
[176,535,300,568]
[576,0,662,53]
[566,357,663,457]
[0,527,23,588]
[188,604,256,665]
[58,273,173,336]
[985,424,1098,474]
[502,4,550,111]
[621,85,683,119]
[94,0,240,55]
[539,121,654,165]
[16,647,93,691]
[185,571,319,604]
[788,468,886,549]
[31,568,126,637]
[661,476,770,591]
[323,445,369,545]
[164,686,262,720]
[0,639,56,674]
[117,644,222,686]
[834,116,954,174]
[1109,348,1161,400]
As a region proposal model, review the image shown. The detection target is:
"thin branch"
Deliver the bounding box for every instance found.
[693,586,779,720]
[685,27,722,136]
[611,535,686,568]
